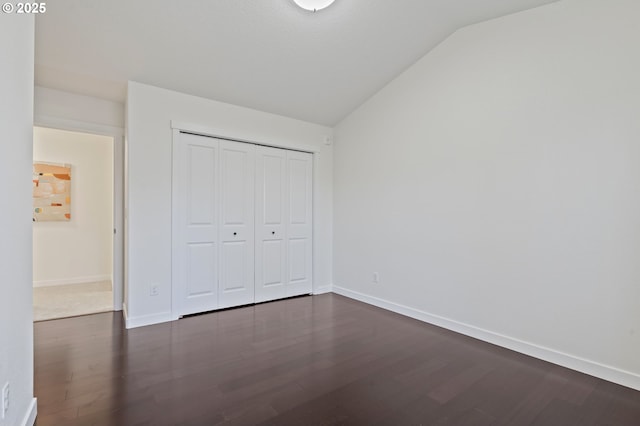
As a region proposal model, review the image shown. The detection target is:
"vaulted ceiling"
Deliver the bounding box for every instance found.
[35,0,558,126]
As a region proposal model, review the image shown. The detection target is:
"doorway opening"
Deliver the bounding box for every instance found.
[32,126,115,321]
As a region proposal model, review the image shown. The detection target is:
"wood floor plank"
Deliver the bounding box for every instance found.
[34,294,640,425]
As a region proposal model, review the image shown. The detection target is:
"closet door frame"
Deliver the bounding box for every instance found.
[171,126,320,321]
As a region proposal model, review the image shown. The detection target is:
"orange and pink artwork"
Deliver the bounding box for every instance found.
[33,162,72,222]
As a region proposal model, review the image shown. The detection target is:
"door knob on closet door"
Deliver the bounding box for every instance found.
[272,231,275,235]
[233,232,237,236]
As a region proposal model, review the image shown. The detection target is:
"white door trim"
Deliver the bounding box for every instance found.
[171,129,181,320]
[33,114,125,311]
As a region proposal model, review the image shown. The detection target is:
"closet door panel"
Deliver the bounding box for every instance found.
[286,151,313,296]
[262,241,284,284]
[255,146,287,303]
[186,243,217,297]
[221,241,247,289]
[173,133,219,316]
[218,140,255,308]
[288,239,308,282]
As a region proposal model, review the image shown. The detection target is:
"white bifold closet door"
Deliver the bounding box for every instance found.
[173,133,255,316]
[218,140,255,309]
[255,147,313,302]
[173,132,312,317]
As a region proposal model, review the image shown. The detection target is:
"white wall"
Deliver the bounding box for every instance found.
[33,127,113,286]
[0,14,37,426]
[35,86,125,129]
[334,0,640,389]
[126,82,333,327]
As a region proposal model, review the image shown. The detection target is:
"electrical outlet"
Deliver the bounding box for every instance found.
[373,272,380,284]
[150,285,160,296]
[2,382,9,419]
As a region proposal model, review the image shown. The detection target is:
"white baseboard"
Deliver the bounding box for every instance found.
[33,275,112,288]
[125,310,173,329]
[313,284,333,295]
[332,285,640,392]
[20,398,37,426]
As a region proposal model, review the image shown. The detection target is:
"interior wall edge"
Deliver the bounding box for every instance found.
[0,13,35,426]
[18,398,37,426]
[331,285,640,392]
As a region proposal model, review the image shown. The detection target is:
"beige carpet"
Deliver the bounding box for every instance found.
[33,281,113,321]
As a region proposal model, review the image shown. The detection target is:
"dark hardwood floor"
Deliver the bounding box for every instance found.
[34,294,640,425]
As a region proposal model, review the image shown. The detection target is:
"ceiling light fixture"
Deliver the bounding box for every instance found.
[293,0,336,12]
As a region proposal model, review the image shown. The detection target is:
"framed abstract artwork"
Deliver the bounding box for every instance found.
[33,162,72,222]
